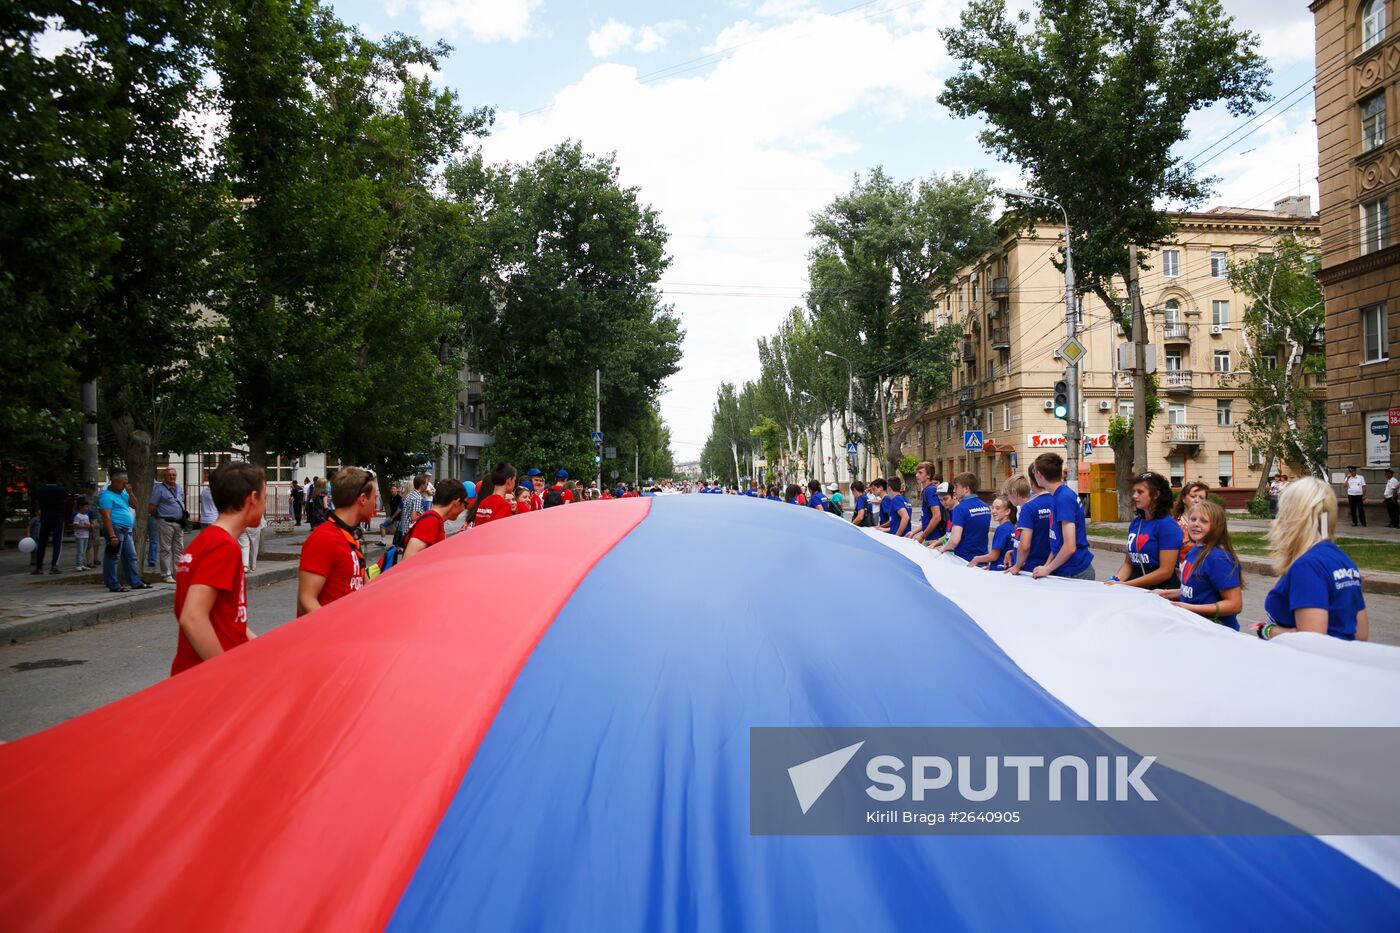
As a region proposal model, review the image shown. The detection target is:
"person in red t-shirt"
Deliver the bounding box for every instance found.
[550,469,574,504]
[298,466,378,616]
[513,482,535,515]
[172,460,266,676]
[467,462,517,527]
[403,479,469,560]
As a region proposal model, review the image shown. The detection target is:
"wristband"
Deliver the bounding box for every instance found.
[1108,575,1119,582]
[1253,622,1277,640]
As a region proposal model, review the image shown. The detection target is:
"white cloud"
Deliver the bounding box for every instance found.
[1203,106,1319,214]
[484,4,956,458]
[587,19,682,58]
[410,0,541,43]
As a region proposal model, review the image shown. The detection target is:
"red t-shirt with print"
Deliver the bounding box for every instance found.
[171,525,247,676]
[406,509,446,549]
[300,520,365,608]
[472,494,513,526]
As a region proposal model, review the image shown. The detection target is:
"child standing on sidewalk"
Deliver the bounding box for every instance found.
[72,498,92,571]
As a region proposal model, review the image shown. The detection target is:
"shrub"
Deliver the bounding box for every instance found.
[1247,495,1271,519]
[898,455,919,476]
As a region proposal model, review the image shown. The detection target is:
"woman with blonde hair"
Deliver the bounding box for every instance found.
[1158,499,1244,630]
[1254,477,1368,641]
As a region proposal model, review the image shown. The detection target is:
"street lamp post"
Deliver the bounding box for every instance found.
[823,350,857,481]
[1006,189,1080,491]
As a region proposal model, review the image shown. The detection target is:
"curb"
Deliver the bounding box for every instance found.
[1,565,301,646]
[1087,537,1400,597]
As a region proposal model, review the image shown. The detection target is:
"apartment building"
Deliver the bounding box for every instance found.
[888,204,1320,496]
[1311,0,1398,488]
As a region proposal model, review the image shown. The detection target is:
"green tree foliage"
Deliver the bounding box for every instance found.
[940,0,1270,329]
[807,168,998,474]
[1226,237,1326,484]
[446,143,683,480]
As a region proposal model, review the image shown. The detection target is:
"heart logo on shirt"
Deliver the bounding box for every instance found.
[1180,558,1194,583]
[1133,533,1149,552]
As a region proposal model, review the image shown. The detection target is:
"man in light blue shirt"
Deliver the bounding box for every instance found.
[149,467,187,583]
[98,472,146,592]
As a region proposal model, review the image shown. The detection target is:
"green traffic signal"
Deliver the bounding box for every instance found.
[1053,379,1069,420]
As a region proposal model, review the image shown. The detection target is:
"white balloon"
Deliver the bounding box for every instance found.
[18,536,37,554]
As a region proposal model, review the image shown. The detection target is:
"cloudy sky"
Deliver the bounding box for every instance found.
[339,0,1320,460]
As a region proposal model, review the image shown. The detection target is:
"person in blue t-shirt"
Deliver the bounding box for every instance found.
[1108,471,1183,590]
[911,462,943,546]
[869,478,890,529]
[938,472,991,561]
[743,481,760,497]
[1030,452,1095,581]
[1157,499,1244,630]
[765,484,782,501]
[1005,474,1049,576]
[970,495,1016,569]
[882,477,911,536]
[806,480,828,512]
[783,484,803,505]
[1255,477,1369,642]
[849,480,873,527]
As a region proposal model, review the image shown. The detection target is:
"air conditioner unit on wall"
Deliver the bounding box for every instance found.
[1043,400,1054,411]
[1098,400,1112,411]
[1210,324,1224,335]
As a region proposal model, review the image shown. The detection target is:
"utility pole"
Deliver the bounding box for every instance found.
[1128,245,1148,473]
[595,368,602,493]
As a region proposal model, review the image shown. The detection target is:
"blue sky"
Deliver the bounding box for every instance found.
[332,0,1320,460]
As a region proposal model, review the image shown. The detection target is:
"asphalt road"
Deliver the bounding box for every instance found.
[3,549,1397,741]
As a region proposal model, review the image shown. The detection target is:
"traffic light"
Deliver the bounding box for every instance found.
[1053,378,1069,420]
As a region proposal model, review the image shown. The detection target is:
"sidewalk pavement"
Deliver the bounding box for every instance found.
[0,523,388,646]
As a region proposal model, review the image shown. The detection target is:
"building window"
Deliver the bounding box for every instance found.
[1362,197,1389,253]
[1002,403,1011,431]
[1168,403,1187,425]
[1263,355,1278,371]
[972,278,979,301]
[1161,250,1180,277]
[1216,400,1233,426]
[1210,250,1228,278]
[1363,303,1390,362]
[1165,351,1183,371]
[1218,452,1234,488]
[1169,454,1186,487]
[1213,350,1231,373]
[1119,400,1134,419]
[1212,300,1230,326]
[1363,0,1387,51]
[1163,298,1180,325]
[1362,92,1387,153]
[985,408,994,434]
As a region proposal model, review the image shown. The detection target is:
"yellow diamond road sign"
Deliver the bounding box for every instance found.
[1056,337,1087,364]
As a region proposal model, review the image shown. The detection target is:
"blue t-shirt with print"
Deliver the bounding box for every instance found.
[1127,515,1185,580]
[950,497,992,561]
[807,491,828,511]
[1046,484,1092,577]
[920,484,942,533]
[1179,545,1243,630]
[1016,493,1053,571]
[1264,541,1365,640]
[854,493,870,521]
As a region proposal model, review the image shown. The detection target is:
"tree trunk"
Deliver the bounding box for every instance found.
[1112,435,1135,522]
[878,380,893,478]
[246,434,268,472]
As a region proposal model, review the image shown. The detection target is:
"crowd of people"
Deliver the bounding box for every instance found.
[20,449,1377,681]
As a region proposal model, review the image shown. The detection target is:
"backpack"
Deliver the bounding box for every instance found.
[543,489,564,508]
[858,504,876,527]
[826,498,844,518]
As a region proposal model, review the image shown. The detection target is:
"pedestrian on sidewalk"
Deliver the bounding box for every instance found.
[198,473,217,528]
[145,511,159,568]
[31,473,67,575]
[1267,474,1283,518]
[297,467,377,616]
[1384,468,1399,529]
[291,478,306,526]
[99,471,147,593]
[1344,466,1367,527]
[149,467,187,583]
[170,460,265,676]
[402,474,430,529]
[306,478,327,527]
[379,482,402,539]
[72,497,92,571]
[1255,477,1369,642]
[81,482,100,568]
[239,513,265,572]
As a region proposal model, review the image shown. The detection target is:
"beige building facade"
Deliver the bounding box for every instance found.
[1311,0,1399,491]
[887,205,1320,498]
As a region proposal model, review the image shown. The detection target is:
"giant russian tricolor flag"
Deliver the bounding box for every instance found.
[2,495,1398,931]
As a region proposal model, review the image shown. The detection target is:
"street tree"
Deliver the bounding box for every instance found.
[940,0,1269,499]
[1227,236,1326,485]
[807,168,998,475]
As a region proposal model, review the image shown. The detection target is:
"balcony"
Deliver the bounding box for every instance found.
[961,340,976,362]
[1163,370,1193,394]
[958,385,976,406]
[991,276,1009,297]
[1162,322,1191,343]
[1164,423,1202,447]
[990,325,1010,350]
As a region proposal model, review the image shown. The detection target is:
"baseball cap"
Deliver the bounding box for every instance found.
[936,482,950,494]
[827,482,839,492]
[525,468,542,477]
[556,469,569,479]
